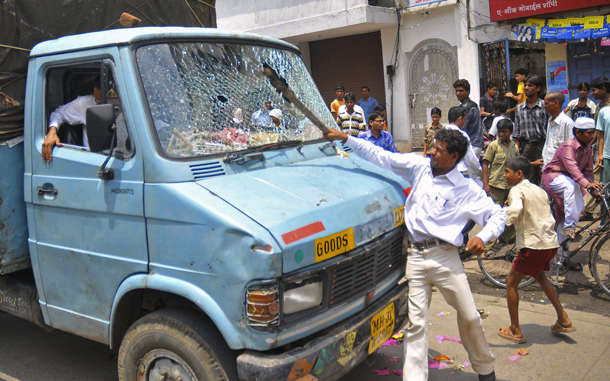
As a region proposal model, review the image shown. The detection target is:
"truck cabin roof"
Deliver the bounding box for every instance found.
[30,27,300,57]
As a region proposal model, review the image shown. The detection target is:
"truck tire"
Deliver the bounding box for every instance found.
[117,307,239,381]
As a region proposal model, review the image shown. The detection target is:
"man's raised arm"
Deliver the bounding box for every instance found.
[324,129,426,184]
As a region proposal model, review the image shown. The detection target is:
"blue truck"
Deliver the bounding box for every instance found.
[0,27,409,380]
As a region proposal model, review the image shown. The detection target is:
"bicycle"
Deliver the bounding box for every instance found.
[459,222,534,289]
[462,182,610,297]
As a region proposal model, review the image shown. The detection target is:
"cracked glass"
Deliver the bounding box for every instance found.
[136,42,333,158]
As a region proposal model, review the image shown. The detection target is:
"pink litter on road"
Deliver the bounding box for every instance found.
[388,356,400,362]
[435,335,462,344]
[381,338,400,347]
[428,361,449,369]
[437,311,450,316]
[393,369,403,376]
[463,361,471,367]
[508,355,520,361]
[373,369,393,375]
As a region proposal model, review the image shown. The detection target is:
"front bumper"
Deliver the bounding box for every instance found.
[237,282,409,381]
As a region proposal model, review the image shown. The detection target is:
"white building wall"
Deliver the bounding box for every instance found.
[217,0,488,151]
[217,0,379,39]
[380,26,408,141]
[455,2,481,102]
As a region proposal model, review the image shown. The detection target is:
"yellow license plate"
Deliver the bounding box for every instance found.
[394,205,405,228]
[314,228,355,263]
[368,303,395,354]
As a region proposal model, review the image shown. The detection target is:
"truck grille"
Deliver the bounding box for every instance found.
[326,229,404,307]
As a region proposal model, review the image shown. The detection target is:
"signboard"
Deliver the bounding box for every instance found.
[547,60,569,109]
[510,25,542,43]
[490,0,609,22]
[408,0,445,6]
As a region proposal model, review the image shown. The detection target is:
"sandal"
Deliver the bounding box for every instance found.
[562,227,578,239]
[498,327,527,343]
[551,321,577,334]
[568,262,583,272]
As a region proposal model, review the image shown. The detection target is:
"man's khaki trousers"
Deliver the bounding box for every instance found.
[403,244,495,380]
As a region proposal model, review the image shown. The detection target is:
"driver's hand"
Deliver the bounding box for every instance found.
[324,129,349,144]
[42,127,62,162]
[466,237,485,256]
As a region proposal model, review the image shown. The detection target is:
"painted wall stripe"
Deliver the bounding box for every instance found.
[281,221,326,245]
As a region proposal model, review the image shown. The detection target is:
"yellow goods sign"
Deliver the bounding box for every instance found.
[584,16,604,29]
[548,19,568,28]
[526,18,546,27]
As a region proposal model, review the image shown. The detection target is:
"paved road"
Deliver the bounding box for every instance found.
[1,221,609,381]
[2,284,610,381]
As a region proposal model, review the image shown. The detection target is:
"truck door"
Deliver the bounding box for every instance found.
[29,56,147,343]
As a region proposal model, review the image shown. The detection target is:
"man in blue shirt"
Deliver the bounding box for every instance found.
[357,111,397,152]
[357,85,378,121]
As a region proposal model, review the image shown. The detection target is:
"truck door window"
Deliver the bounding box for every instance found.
[136,42,335,158]
[46,63,133,159]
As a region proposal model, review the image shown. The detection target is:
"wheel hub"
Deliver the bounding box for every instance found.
[550,256,568,276]
[139,350,197,381]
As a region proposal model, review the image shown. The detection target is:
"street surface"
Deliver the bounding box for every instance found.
[0,223,609,381]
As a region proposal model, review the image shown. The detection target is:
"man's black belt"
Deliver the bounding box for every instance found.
[521,138,544,144]
[409,238,451,251]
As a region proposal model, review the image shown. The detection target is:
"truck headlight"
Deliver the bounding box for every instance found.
[283,277,323,314]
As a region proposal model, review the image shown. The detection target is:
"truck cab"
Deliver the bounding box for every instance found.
[2,27,410,380]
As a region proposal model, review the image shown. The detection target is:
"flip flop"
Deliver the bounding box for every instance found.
[551,321,577,334]
[498,327,527,344]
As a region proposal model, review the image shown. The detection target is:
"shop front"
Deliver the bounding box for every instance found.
[482,0,610,111]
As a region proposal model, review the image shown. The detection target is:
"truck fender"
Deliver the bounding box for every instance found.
[109,273,242,350]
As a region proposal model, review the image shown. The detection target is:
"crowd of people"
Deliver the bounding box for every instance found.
[326,74,610,381]
[329,84,395,152]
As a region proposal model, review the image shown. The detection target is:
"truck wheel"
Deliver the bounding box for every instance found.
[118,308,238,381]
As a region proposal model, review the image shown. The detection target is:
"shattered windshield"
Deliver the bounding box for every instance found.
[136,42,334,158]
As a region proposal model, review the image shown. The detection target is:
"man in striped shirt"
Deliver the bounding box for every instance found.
[337,92,367,136]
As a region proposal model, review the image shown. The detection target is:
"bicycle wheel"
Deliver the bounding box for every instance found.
[591,234,610,297]
[478,244,536,289]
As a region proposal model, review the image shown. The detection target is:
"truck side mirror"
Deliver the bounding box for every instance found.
[86,104,115,153]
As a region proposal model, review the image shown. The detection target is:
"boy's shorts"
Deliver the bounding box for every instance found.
[512,247,558,277]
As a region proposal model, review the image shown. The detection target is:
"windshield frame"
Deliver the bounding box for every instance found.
[131,37,328,162]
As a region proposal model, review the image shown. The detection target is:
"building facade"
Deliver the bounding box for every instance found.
[217,0,610,151]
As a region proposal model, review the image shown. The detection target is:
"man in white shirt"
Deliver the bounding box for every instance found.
[325,127,503,381]
[251,99,273,127]
[444,106,483,184]
[486,100,508,139]
[541,91,574,168]
[42,77,101,162]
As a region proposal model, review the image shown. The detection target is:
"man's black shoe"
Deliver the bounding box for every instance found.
[579,212,594,222]
[479,371,496,381]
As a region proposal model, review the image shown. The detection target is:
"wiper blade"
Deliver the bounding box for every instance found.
[224,140,304,164]
[258,139,304,151]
